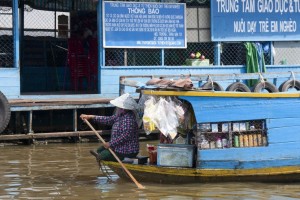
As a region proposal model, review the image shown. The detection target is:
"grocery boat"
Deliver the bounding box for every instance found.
[102,89,300,183]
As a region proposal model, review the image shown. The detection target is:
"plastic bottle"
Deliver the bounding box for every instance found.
[253,134,258,147]
[257,134,262,146]
[200,135,209,149]
[243,134,249,147]
[222,138,228,148]
[234,135,239,147]
[248,134,253,147]
[209,141,216,149]
[239,135,244,147]
[216,138,222,148]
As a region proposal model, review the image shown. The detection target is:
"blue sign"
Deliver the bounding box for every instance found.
[211,0,300,41]
[103,1,186,48]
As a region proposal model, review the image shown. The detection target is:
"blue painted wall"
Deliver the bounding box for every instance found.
[0,68,20,99]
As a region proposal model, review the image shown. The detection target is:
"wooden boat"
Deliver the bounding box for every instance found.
[103,161,300,183]
[102,89,300,183]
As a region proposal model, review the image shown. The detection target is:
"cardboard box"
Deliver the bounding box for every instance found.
[185,59,210,66]
[157,144,195,167]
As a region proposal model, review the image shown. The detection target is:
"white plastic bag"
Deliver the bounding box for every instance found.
[142,96,185,139]
[142,96,157,134]
[152,97,181,139]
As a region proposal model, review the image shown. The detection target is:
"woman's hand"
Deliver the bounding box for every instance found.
[80,114,95,121]
[103,142,110,149]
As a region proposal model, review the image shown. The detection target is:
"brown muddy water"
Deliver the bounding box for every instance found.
[0,141,300,200]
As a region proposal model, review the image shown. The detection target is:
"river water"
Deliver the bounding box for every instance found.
[0,141,300,200]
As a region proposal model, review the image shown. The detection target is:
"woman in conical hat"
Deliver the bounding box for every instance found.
[80,93,140,162]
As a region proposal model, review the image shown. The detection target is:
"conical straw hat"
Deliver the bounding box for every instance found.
[110,93,138,110]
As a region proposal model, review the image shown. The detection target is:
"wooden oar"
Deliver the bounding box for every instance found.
[83,119,145,189]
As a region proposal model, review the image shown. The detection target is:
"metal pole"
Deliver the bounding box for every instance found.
[161,49,164,66]
[214,42,221,65]
[124,49,128,66]
[73,109,77,132]
[13,0,20,69]
[28,111,33,134]
[98,0,103,93]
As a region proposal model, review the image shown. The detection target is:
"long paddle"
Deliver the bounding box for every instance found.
[83,119,145,189]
